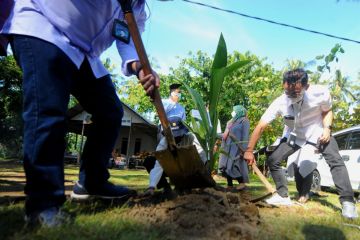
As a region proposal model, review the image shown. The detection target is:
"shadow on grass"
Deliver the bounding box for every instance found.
[311,198,341,212]
[0,204,26,240]
[0,202,166,240]
[66,197,136,216]
[111,174,148,181]
[302,224,346,240]
[0,178,26,187]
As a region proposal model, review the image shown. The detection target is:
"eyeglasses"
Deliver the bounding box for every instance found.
[286,80,302,86]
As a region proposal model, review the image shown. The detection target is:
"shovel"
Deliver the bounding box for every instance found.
[119,0,215,189]
[229,134,276,202]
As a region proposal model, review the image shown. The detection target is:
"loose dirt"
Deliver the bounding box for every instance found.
[126,188,260,240]
[1,160,261,239]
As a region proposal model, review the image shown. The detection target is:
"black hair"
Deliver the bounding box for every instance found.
[283,68,308,86]
[169,83,181,94]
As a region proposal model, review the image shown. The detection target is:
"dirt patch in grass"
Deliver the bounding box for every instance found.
[1,160,261,239]
[126,188,260,240]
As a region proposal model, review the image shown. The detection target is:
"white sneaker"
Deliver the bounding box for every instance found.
[265,193,293,206]
[342,201,358,219]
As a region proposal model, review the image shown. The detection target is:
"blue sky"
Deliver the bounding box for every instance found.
[103,0,360,82]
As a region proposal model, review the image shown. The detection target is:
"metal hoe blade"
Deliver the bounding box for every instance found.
[156,144,216,190]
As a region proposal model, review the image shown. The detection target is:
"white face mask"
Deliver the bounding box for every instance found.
[171,91,181,100]
[231,111,236,118]
[288,89,305,103]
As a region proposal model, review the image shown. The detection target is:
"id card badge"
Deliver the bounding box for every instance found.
[284,115,295,129]
[112,19,130,44]
[287,131,297,147]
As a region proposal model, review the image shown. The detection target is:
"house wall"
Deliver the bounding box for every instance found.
[115,126,157,159]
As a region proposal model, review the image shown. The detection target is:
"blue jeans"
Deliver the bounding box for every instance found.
[11,35,123,214]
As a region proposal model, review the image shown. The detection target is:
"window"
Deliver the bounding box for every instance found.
[348,131,360,150]
[334,134,349,150]
[134,138,141,155]
[121,138,128,155]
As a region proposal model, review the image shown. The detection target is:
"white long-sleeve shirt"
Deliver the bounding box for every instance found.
[1,0,147,78]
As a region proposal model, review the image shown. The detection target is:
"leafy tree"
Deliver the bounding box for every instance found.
[330,70,358,103]
[312,44,359,130]
[114,42,359,171]
[0,55,23,158]
[316,43,344,73]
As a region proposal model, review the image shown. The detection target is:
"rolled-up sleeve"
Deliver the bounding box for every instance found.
[260,98,282,124]
[117,1,147,76]
[320,88,332,112]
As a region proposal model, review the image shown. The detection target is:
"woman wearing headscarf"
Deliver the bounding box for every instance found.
[219,105,250,191]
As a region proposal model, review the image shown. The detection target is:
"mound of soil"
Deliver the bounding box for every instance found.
[126,187,260,240]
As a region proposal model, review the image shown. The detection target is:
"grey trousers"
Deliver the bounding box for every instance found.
[267,136,354,203]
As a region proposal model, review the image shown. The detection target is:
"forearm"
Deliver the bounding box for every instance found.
[246,121,267,151]
[322,110,333,129]
[127,60,142,77]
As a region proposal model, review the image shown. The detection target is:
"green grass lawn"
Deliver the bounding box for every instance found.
[1,164,359,240]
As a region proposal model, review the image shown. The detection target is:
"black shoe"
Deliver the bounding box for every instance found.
[162,186,176,199]
[71,181,137,200]
[25,207,70,228]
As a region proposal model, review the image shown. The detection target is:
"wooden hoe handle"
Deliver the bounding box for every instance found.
[119,0,176,149]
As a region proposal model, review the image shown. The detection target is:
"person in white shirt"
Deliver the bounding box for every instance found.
[244,69,358,219]
[0,0,160,226]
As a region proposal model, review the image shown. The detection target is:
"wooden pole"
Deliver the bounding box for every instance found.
[77,117,86,164]
[126,117,132,167]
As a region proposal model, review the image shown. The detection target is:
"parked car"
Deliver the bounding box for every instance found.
[311,125,360,192]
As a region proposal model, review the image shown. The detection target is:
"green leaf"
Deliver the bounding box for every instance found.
[315,55,324,60]
[224,60,251,76]
[184,83,211,134]
[209,68,225,123]
[211,33,227,70]
[185,119,209,159]
[317,65,324,72]
[324,55,330,64]
[331,45,340,54]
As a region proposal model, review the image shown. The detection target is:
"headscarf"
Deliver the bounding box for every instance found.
[232,105,247,122]
[223,105,247,140]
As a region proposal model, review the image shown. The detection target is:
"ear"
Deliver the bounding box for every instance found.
[282,82,287,89]
[305,84,310,90]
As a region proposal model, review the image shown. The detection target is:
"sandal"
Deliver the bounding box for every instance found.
[298,195,309,204]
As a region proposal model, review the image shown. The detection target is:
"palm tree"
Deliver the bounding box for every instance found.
[330,70,358,103]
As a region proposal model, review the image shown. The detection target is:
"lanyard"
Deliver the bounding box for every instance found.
[291,100,304,132]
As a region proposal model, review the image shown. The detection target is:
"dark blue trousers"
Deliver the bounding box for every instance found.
[11,35,123,214]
